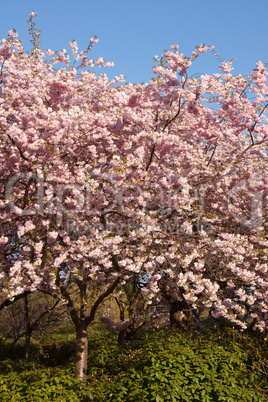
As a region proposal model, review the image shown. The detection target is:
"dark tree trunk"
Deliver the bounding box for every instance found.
[118,323,136,345]
[23,294,32,362]
[115,297,125,322]
[75,322,88,385]
[24,332,31,362]
[159,279,193,331]
[170,300,192,331]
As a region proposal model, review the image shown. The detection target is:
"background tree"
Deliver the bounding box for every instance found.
[0,290,64,361]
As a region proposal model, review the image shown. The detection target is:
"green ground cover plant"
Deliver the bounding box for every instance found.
[0,327,267,401]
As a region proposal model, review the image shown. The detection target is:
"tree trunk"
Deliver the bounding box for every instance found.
[24,332,31,362]
[159,279,193,331]
[118,323,136,345]
[75,323,88,385]
[23,294,32,362]
[115,297,125,322]
[170,300,192,331]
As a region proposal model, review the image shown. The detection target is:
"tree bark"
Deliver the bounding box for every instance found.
[74,322,88,385]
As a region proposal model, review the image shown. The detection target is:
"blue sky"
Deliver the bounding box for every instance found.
[1,0,268,83]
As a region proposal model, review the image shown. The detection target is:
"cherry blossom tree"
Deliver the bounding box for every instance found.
[1,12,268,383]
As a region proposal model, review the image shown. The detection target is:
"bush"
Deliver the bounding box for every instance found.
[87,328,268,401]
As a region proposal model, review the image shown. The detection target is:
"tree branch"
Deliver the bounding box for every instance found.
[86,275,121,326]
[56,269,79,327]
[7,134,30,162]
[0,291,31,311]
[162,97,185,132]
[146,143,155,171]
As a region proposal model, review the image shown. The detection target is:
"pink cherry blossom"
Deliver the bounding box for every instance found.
[47,231,58,244]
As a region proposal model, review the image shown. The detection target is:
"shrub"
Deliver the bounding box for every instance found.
[0,361,93,401]
[87,329,268,401]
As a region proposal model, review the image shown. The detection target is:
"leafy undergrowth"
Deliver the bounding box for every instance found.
[0,328,267,401]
